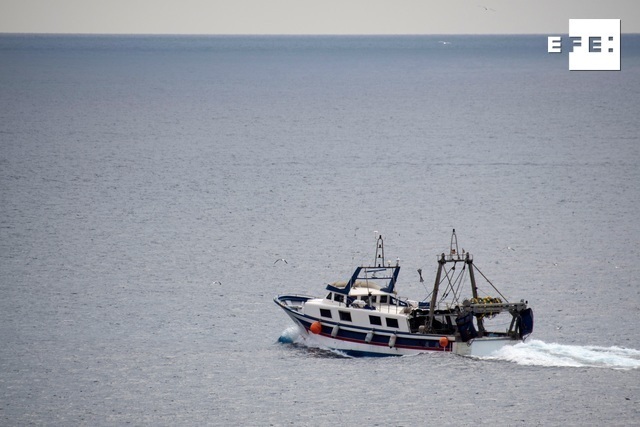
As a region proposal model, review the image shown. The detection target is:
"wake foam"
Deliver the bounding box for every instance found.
[484,339,640,370]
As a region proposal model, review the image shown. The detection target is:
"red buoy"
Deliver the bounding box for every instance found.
[310,321,322,335]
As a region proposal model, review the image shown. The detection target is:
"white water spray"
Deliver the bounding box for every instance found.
[277,325,303,344]
[483,340,640,370]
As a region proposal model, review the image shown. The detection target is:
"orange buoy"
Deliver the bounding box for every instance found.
[439,336,449,348]
[310,321,322,335]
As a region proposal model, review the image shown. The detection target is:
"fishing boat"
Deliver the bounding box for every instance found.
[274,230,534,357]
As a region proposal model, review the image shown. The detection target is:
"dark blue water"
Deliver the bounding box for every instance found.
[1,35,639,425]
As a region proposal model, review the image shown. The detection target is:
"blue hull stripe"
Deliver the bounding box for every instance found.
[298,317,450,352]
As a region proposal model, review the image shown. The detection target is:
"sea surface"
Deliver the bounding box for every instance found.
[1,34,640,425]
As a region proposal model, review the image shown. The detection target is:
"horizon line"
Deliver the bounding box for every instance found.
[0,32,623,36]
[2,31,639,37]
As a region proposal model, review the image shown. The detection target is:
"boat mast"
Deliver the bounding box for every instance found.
[427,230,459,331]
[427,229,485,334]
[427,253,446,332]
[466,253,485,335]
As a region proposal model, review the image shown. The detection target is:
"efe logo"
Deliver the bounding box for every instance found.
[548,19,620,71]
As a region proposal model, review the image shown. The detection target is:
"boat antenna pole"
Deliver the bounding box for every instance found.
[375,234,385,267]
[450,228,459,256]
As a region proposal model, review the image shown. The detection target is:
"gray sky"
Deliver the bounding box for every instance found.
[0,0,638,35]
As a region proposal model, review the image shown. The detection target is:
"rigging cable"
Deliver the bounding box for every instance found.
[440,262,467,305]
[450,263,467,305]
[472,264,509,302]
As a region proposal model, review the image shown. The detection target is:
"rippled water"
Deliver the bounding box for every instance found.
[1,34,639,425]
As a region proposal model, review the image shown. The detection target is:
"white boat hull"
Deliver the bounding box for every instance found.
[276,296,522,358]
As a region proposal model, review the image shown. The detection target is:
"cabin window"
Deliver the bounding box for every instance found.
[370,296,377,303]
[369,315,382,326]
[320,309,332,318]
[334,294,345,303]
[380,296,388,304]
[326,293,332,300]
[386,318,399,328]
[339,311,352,322]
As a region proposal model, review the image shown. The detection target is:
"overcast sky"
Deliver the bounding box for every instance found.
[0,0,638,35]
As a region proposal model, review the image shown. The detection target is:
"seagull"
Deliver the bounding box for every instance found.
[211,281,222,286]
[274,258,288,264]
[478,5,496,12]
[438,41,451,45]
[507,246,516,251]
[417,268,424,283]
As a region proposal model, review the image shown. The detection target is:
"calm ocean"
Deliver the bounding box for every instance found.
[1,34,639,425]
